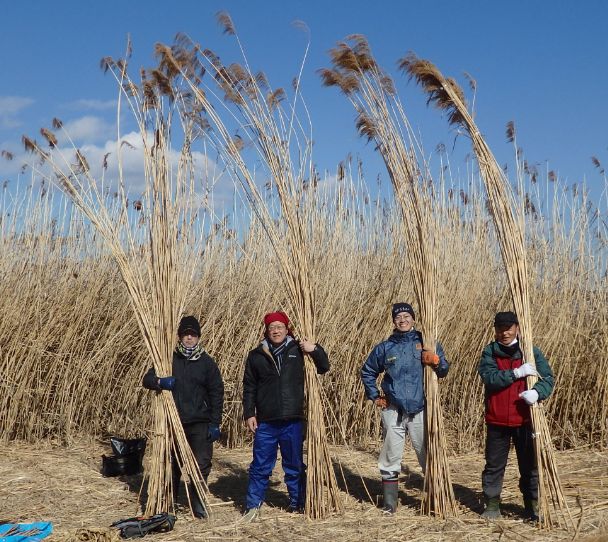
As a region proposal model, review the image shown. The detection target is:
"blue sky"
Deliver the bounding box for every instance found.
[1,1,607,201]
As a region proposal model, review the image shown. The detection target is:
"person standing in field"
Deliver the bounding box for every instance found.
[142,315,224,519]
[478,311,554,522]
[241,311,330,521]
[361,302,449,515]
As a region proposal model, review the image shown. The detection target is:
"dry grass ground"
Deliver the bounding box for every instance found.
[1,439,606,541]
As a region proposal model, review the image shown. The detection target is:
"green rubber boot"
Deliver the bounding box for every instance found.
[481,496,502,520]
[381,481,398,515]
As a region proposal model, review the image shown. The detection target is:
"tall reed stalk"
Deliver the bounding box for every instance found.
[320,36,457,517]
[144,15,343,517]
[401,53,573,528]
[20,53,212,516]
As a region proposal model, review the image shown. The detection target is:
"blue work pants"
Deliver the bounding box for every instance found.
[246,420,305,510]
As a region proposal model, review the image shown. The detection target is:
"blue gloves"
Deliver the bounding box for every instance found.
[208,424,221,442]
[158,376,176,391]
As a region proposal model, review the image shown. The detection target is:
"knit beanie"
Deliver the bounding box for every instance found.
[178,315,201,337]
[263,311,290,328]
[391,302,415,320]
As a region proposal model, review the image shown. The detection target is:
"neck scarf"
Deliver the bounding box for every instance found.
[177,341,203,360]
[498,339,519,357]
[263,336,293,374]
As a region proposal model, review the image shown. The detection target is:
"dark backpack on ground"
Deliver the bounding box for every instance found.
[111,513,176,539]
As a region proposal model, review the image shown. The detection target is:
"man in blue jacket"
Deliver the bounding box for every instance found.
[361,302,449,515]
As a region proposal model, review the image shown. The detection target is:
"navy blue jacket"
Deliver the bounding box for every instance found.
[361,329,449,415]
[243,339,329,422]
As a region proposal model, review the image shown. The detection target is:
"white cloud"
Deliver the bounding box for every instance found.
[68,99,117,111]
[0,96,34,129]
[59,115,115,144]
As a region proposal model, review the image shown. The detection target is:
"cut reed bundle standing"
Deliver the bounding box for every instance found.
[400,53,572,529]
[321,36,458,518]
[21,54,211,516]
[147,16,343,518]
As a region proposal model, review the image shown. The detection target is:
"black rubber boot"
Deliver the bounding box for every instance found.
[172,470,181,503]
[190,488,207,519]
[523,498,539,523]
[481,496,502,520]
[381,480,398,515]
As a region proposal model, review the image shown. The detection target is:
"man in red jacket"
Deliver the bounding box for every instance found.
[478,311,554,521]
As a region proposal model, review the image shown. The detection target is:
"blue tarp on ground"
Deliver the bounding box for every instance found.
[0,522,52,541]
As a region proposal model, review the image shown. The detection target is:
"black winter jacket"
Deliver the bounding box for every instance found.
[242,339,329,422]
[143,350,224,425]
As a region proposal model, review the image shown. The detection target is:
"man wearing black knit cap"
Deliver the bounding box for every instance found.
[361,302,449,515]
[143,315,224,519]
[478,311,554,522]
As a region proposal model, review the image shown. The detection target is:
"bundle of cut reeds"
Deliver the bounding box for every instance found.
[400,53,572,529]
[146,15,343,518]
[320,36,458,518]
[21,53,211,516]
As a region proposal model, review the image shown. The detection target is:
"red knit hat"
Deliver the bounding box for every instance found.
[263,311,289,328]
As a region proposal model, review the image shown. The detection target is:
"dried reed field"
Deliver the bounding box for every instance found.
[2,160,605,453]
[1,16,608,540]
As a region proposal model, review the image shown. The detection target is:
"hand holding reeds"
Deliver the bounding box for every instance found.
[520,389,539,405]
[375,397,388,409]
[421,351,440,368]
[513,363,537,379]
[158,377,176,391]
[299,338,316,353]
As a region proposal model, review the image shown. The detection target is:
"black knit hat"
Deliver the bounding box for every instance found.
[178,315,201,337]
[494,311,518,328]
[392,302,415,320]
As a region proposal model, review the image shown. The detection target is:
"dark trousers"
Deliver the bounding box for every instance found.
[173,422,213,492]
[482,424,538,500]
[246,420,305,510]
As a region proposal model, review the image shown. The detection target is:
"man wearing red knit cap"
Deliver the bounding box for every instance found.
[241,311,329,521]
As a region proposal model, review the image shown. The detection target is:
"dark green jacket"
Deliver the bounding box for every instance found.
[478,341,554,426]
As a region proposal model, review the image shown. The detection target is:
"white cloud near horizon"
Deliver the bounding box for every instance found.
[0,96,34,129]
[0,130,236,211]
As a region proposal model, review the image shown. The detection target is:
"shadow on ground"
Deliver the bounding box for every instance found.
[336,461,484,514]
[210,457,291,511]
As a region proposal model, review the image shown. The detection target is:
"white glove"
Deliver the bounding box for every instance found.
[519,389,539,405]
[513,363,537,379]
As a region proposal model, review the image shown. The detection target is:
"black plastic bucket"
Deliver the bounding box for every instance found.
[102,436,146,477]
